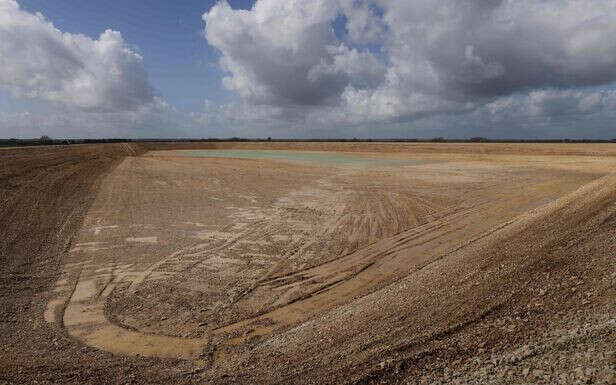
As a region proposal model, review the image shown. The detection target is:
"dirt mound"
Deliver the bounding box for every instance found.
[0,144,181,384]
[216,175,615,384]
[0,143,613,384]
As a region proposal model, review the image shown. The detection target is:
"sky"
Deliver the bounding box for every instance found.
[0,0,615,139]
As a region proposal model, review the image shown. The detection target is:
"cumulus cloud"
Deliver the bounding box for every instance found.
[203,0,616,130]
[0,100,201,139]
[484,89,616,121]
[382,0,616,100]
[339,0,384,43]
[3,0,616,138]
[203,0,385,107]
[0,0,155,112]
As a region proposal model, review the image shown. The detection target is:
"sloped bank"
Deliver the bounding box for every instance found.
[210,174,616,384]
[0,144,195,384]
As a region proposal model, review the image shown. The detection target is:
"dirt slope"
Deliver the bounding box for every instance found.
[0,143,614,384]
[0,144,192,384]
[216,174,615,384]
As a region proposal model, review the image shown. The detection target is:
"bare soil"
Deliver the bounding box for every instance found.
[1,142,614,384]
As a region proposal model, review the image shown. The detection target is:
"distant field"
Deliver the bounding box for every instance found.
[1,142,614,384]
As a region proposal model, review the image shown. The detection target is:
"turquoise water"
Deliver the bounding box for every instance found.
[171,149,432,167]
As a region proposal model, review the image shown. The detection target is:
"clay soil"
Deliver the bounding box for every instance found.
[1,142,615,384]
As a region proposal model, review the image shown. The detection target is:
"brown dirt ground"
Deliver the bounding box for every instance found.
[1,142,614,384]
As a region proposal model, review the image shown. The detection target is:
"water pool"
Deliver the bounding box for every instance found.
[168,149,435,167]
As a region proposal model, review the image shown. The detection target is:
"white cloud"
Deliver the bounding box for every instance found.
[381,0,616,99]
[203,0,616,131]
[203,0,384,107]
[0,97,194,138]
[0,0,155,112]
[339,0,384,43]
[3,0,616,138]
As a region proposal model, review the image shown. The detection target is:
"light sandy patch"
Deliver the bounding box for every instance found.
[184,222,206,227]
[125,236,158,244]
[194,230,232,240]
[44,299,65,323]
[203,256,245,269]
[93,225,119,235]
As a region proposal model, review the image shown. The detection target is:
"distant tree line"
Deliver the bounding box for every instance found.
[0,137,134,147]
[1,136,615,147]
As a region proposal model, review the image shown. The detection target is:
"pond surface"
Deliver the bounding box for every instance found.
[170,149,436,167]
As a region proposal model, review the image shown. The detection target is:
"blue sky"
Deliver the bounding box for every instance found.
[1,0,615,139]
[16,0,251,112]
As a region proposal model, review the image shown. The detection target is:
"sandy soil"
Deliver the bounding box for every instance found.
[1,142,614,384]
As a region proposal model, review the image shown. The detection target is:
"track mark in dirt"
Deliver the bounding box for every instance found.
[122,143,137,156]
[207,204,489,343]
[44,299,65,323]
[126,236,158,244]
[260,203,480,290]
[93,223,119,235]
[40,151,606,369]
[125,245,200,295]
[50,263,208,359]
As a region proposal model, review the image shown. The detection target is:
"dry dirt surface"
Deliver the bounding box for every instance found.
[1,142,615,384]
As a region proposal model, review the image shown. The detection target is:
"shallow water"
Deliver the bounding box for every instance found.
[170,149,433,167]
